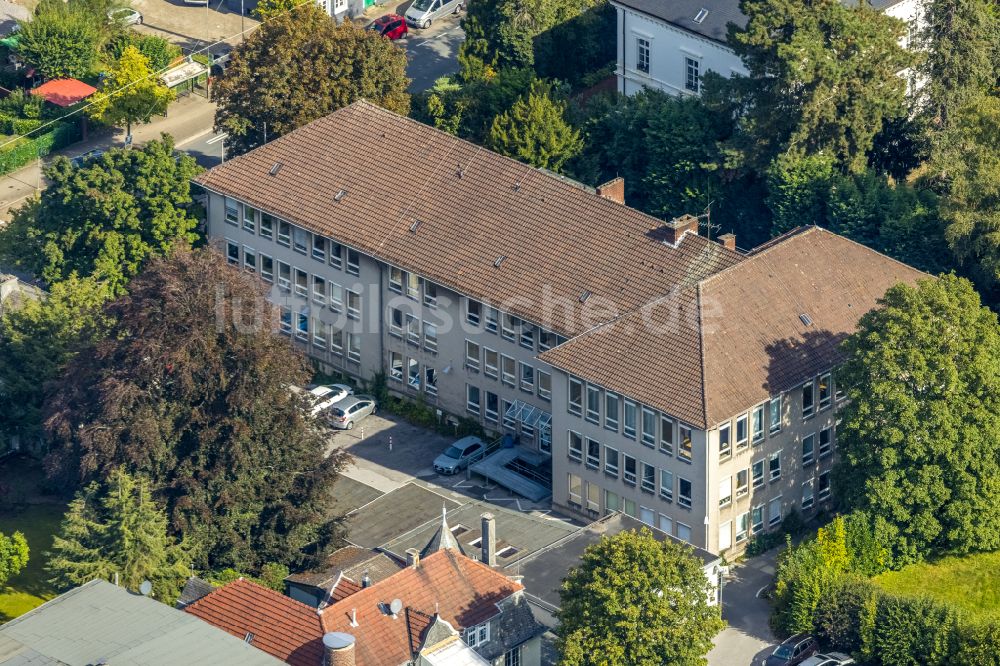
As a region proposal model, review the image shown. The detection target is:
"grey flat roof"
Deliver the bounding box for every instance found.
[0,580,283,666]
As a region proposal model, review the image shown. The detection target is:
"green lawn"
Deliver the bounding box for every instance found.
[0,503,64,621]
[874,551,1000,621]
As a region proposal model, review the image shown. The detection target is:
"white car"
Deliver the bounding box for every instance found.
[300,384,353,416]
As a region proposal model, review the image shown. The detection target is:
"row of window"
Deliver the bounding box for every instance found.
[568,474,695,544]
[633,36,701,93]
[467,385,552,451]
[278,308,362,363]
[388,352,439,396]
[567,378,694,460]
[224,199,361,275]
[465,340,552,401]
[464,299,564,354]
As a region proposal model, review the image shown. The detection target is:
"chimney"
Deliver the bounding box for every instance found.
[596,177,625,205]
[322,632,356,666]
[481,513,496,567]
[662,214,700,245]
[718,233,736,251]
[405,548,420,569]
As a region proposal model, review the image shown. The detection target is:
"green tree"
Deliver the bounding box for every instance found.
[44,247,349,572]
[0,136,201,295]
[89,46,175,139]
[835,275,1000,564]
[47,468,191,603]
[0,276,112,446]
[253,0,308,20]
[16,0,103,79]
[0,531,29,587]
[556,528,724,666]
[486,81,582,171]
[708,0,916,173]
[214,5,410,156]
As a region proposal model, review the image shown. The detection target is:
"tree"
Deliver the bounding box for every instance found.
[214,5,410,156]
[0,531,29,587]
[47,468,191,603]
[44,247,349,572]
[708,0,916,173]
[834,275,1000,564]
[0,136,201,295]
[0,276,112,446]
[15,0,103,79]
[88,46,175,139]
[253,0,308,20]
[486,81,582,171]
[556,528,724,666]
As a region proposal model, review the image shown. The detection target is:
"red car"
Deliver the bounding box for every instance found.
[369,14,408,40]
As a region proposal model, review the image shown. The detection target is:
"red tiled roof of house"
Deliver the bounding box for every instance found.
[30,78,97,107]
[183,578,324,666]
[320,549,522,666]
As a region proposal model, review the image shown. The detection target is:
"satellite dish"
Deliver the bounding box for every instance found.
[139,580,153,596]
[389,598,403,615]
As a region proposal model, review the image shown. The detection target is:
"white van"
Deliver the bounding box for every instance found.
[404,0,463,29]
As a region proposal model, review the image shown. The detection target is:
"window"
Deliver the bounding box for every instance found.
[519,323,535,350]
[605,446,619,477]
[520,363,535,393]
[605,393,620,431]
[802,381,815,417]
[292,226,308,255]
[568,431,583,462]
[346,290,361,320]
[819,427,832,458]
[312,320,327,348]
[347,332,361,362]
[736,413,748,449]
[641,408,657,448]
[660,469,673,501]
[408,358,420,389]
[277,220,291,246]
[312,275,326,305]
[389,351,403,381]
[636,37,650,73]
[501,314,517,341]
[736,511,750,542]
[769,496,782,526]
[769,396,782,433]
[679,425,693,461]
[751,505,764,534]
[623,454,637,486]
[539,330,558,351]
[752,459,765,488]
[293,269,307,297]
[295,310,308,341]
[484,307,499,333]
[504,647,521,666]
[225,240,239,266]
[346,249,360,276]
[330,328,343,354]
[818,470,831,500]
[623,400,637,439]
[425,367,438,396]
[243,246,256,273]
[802,481,815,511]
[537,370,551,401]
[465,622,490,648]
[423,281,437,308]
[466,299,482,326]
[260,254,273,282]
[485,391,499,422]
[406,314,420,345]
[586,438,600,469]
[585,385,601,423]
[659,513,673,535]
[329,242,342,270]
[719,520,732,551]
[802,434,815,466]
[467,385,481,415]
[752,404,765,442]
[719,477,732,507]
[769,450,782,481]
[818,373,832,409]
[311,235,326,262]
[736,469,749,498]
[224,198,239,225]
[678,477,692,508]
[279,306,291,334]
[641,462,656,493]
[605,490,620,513]
[660,416,674,455]
[405,272,419,300]
[568,377,583,415]
[719,422,731,458]
[501,355,516,387]
[259,214,274,240]
[424,322,438,352]
[484,348,498,379]
[465,340,481,371]
[685,56,700,92]
[388,267,403,293]
[329,283,343,312]
[568,473,582,504]
[242,205,256,233]
[676,522,692,543]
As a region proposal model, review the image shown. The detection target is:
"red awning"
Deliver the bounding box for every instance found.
[30,78,97,107]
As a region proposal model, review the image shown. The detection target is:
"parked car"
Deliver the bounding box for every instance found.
[801,653,855,666]
[765,634,819,666]
[433,436,484,475]
[108,7,143,25]
[304,384,353,416]
[369,14,408,40]
[69,149,104,168]
[404,0,462,30]
[327,395,377,430]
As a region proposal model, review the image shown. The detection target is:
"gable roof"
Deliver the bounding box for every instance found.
[183,578,325,666]
[540,227,926,427]
[194,101,742,337]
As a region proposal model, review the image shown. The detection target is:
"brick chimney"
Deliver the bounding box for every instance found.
[662,214,700,245]
[596,177,625,205]
[718,233,736,251]
[481,513,496,567]
[322,632,355,666]
[405,548,420,569]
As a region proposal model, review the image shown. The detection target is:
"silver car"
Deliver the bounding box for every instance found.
[433,436,484,474]
[404,0,463,29]
[327,395,377,430]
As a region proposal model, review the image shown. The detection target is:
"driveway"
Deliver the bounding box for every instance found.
[709,549,781,666]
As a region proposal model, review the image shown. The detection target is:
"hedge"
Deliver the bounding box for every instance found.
[0,121,81,175]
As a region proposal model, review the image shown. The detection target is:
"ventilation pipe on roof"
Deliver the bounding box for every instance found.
[322,632,356,666]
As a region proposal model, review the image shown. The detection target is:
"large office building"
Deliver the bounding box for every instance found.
[196,101,924,554]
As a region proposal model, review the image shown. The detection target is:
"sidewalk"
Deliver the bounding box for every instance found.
[0,95,217,220]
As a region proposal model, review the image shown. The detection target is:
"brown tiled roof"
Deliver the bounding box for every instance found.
[540,227,927,427]
[183,579,324,666]
[194,101,742,336]
[320,549,522,666]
